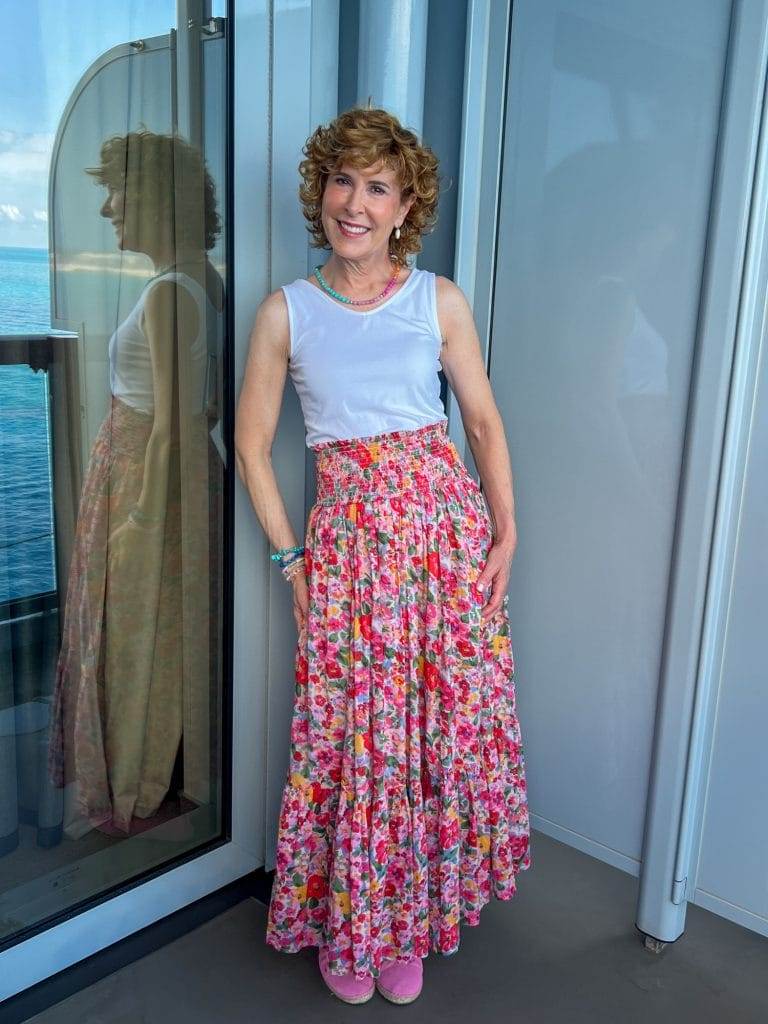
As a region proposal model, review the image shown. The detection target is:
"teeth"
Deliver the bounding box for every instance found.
[340,221,368,234]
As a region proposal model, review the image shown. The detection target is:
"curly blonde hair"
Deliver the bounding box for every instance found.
[86,127,221,251]
[298,107,440,265]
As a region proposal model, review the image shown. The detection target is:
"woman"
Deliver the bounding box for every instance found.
[235,107,531,1005]
[47,128,224,838]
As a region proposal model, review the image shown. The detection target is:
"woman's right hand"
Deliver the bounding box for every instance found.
[292,572,309,635]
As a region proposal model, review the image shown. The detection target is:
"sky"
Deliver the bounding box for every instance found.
[0,1,224,248]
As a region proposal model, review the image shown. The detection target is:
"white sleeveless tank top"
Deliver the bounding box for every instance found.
[109,270,222,416]
[282,266,448,447]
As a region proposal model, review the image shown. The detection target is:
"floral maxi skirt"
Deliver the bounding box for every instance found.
[264,419,531,980]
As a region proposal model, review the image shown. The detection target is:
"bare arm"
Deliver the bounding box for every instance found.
[436,276,516,619]
[234,289,302,555]
[436,275,517,549]
[137,279,199,520]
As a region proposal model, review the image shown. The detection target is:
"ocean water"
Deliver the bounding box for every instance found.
[0,246,56,604]
[0,247,51,334]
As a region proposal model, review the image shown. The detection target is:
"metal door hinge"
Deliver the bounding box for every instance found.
[671,876,687,905]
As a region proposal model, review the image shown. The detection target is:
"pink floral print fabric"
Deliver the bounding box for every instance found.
[265,419,531,980]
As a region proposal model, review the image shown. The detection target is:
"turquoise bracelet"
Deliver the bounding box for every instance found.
[270,544,304,563]
[129,505,163,526]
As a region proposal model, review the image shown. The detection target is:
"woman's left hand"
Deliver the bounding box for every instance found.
[108,516,156,549]
[476,534,516,622]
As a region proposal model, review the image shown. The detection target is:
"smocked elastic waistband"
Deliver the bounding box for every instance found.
[311,418,450,457]
[311,419,466,505]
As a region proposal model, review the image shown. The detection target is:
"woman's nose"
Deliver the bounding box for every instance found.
[99,198,112,218]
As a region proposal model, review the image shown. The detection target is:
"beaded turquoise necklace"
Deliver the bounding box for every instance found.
[313,257,401,306]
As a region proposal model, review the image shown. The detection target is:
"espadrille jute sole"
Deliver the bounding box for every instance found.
[324,983,375,1005]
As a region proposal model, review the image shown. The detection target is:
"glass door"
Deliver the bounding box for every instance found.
[0,0,232,977]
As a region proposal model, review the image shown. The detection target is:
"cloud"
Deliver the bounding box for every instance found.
[0,130,52,153]
[0,204,24,222]
[0,129,54,181]
[0,129,53,245]
[0,149,50,178]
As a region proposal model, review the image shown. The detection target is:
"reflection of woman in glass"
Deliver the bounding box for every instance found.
[47,128,224,838]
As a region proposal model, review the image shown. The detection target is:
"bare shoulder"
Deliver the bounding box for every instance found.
[144,276,196,314]
[434,274,466,300]
[142,277,198,339]
[434,275,473,341]
[250,286,290,359]
[257,286,289,327]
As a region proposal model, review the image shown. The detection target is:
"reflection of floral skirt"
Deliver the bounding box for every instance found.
[46,396,186,833]
[265,419,531,981]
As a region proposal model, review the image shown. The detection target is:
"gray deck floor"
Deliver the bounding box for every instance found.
[24,831,768,1023]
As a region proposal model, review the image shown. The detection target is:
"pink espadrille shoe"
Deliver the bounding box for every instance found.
[318,945,375,1004]
[375,956,424,1004]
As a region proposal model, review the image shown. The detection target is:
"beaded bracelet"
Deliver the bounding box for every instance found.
[282,556,306,583]
[270,545,304,563]
[273,549,304,571]
[128,506,163,529]
[271,545,306,583]
[279,551,304,572]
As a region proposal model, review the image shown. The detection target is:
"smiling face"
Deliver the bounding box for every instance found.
[321,161,415,262]
[99,179,165,256]
[100,183,128,247]
[99,181,154,254]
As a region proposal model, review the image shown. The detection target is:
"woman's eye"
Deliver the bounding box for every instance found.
[334,176,384,194]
